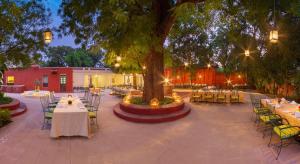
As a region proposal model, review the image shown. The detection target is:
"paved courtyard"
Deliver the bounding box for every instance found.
[0,90,300,164]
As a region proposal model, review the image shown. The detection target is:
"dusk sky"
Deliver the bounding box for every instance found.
[45,0,79,48]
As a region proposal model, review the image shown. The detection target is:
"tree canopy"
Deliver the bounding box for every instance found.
[0,0,50,68]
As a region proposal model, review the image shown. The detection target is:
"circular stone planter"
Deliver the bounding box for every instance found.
[113,101,191,123]
[0,98,20,110]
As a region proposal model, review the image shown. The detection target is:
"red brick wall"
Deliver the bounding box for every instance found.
[4,66,73,92]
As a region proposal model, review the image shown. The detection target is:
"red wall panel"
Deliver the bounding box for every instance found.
[165,67,246,87]
[4,66,73,92]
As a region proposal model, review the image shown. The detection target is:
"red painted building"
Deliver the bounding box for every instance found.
[164,67,246,87]
[3,65,73,92]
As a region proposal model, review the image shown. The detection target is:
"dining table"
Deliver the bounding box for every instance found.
[261,98,300,126]
[50,95,89,138]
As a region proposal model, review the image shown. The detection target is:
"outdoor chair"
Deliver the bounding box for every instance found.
[40,96,53,129]
[268,118,300,160]
[258,113,282,138]
[88,94,101,128]
[216,91,226,103]
[190,90,201,102]
[203,92,214,102]
[230,90,240,103]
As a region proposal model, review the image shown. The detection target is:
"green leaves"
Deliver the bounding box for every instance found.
[0,0,50,68]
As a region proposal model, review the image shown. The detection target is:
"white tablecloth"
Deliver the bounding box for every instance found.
[22,90,50,98]
[50,96,89,138]
[261,98,300,126]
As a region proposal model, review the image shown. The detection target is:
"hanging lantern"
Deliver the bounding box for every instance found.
[116,56,122,62]
[43,30,52,44]
[150,98,159,108]
[244,50,250,57]
[269,30,278,43]
[114,63,120,68]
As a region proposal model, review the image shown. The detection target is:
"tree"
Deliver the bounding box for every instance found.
[59,0,206,102]
[65,49,94,67]
[43,46,74,67]
[0,0,50,68]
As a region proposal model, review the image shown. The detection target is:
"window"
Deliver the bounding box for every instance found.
[60,75,66,84]
[42,75,48,87]
[7,76,14,85]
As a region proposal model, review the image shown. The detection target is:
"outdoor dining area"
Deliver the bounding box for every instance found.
[251,94,300,160]
[190,89,241,103]
[35,90,101,138]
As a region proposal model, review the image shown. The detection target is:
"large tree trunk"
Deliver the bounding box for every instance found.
[143,47,164,102]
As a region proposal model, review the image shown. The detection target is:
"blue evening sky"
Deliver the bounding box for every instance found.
[44,0,79,48]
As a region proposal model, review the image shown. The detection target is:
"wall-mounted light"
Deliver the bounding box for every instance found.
[207,63,211,68]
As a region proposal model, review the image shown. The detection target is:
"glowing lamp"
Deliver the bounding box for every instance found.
[142,65,146,70]
[123,94,131,104]
[184,62,189,67]
[164,78,170,84]
[245,50,250,57]
[116,56,122,62]
[174,96,182,103]
[238,75,241,79]
[269,30,278,43]
[115,63,120,68]
[150,98,159,108]
[207,63,211,68]
[176,75,180,79]
[198,75,202,79]
[227,79,232,84]
[43,30,52,44]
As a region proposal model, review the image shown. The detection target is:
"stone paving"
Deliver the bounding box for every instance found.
[0,90,300,164]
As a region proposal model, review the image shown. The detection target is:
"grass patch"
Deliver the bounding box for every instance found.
[130,97,174,105]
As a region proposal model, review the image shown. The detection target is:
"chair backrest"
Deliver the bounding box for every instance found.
[40,96,49,112]
[92,95,101,111]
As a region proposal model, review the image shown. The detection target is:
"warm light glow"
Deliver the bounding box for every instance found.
[123,94,131,104]
[116,56,122,62]
[164,78,170,84]
[150,98,159,108]
[114,63,120,68]
[172,92,182,103]
[227,79,232,84]
[7,76,14,84]
[269,30,278,43]
[245,50,250,57]
[184,62,189,67]
[198,75,202,79]
[207,63,211,68]
[142,65,146,70]
[238,75,241,79]
[176,75,180,79]
[43,30,52,44]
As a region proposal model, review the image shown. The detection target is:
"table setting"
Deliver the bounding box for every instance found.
[50,95,89,138]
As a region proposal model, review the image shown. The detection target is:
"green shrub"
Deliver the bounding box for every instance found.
[0,109,11,127]
[0,92,13,105]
